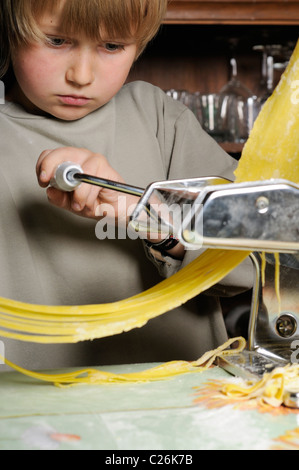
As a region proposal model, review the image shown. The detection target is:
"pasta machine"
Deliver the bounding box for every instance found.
[130,176,299,408]
[53,164,299,407]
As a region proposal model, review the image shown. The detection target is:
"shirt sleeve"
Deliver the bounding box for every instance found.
[165,104,238,182]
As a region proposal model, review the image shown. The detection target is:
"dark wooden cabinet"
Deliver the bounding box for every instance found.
[129,2,298,94]
[165,0,299,24]
[128,2,298,154]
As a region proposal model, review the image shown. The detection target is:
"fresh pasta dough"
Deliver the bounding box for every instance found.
[222,364,299,408]
[0,337,246,387]
[235,39,299,184]
[0,249,249,344]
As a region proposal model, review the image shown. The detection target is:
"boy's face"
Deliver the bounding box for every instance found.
[10,7,137,120]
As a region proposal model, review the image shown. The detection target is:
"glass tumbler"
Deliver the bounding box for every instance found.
[217,58,256,143]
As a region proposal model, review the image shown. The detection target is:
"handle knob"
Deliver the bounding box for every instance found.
[50,162,83,192]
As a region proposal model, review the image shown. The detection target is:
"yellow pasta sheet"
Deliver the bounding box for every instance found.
[0,249,248,344]
[0,337,246,388]
[222,364,299,408]
[235,39,299,184]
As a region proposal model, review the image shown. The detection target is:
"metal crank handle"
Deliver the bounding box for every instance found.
[50,161,144,197]
[50,162,167,230]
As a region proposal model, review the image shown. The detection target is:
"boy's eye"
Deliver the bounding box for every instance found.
[46,37,67,47]
[104,43,124,52]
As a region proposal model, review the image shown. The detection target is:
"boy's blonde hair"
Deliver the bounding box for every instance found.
[0,0,167,80]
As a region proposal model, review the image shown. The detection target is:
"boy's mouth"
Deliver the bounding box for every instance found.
[58,95,91,106]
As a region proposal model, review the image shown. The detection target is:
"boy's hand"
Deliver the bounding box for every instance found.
[36,147,138,224]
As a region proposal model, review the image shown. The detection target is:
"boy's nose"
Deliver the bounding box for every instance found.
[66,51,95,87]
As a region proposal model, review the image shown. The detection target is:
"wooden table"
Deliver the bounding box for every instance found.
[0,363,298,450]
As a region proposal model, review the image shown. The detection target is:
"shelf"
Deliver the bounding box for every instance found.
[165,0,299,25]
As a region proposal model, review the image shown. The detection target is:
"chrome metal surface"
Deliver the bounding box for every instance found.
[220,253,299,407]
[130,177,299,252]
[248,253,299,360]
[129,176,229,240]
[217,350,284,379]
[181,179,299,252]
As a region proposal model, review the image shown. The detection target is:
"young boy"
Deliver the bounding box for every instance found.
[0,0,253,371]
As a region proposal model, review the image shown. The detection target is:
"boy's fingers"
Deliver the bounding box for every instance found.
[46,187,71,210]
[37,147,126,218]
[36,149,55,186]
[36,147,84,185]
[68,156,113,212]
